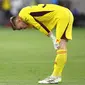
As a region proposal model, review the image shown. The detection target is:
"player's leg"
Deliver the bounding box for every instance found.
[52,11,74,80]
[51,18,68,79]
[38,19,69,84]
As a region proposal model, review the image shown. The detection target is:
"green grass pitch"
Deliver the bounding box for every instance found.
[0,26,85,85]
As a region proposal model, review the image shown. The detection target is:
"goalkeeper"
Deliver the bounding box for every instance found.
[10,4,74,84]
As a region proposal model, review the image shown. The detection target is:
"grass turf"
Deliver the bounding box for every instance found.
[0,27,85,85]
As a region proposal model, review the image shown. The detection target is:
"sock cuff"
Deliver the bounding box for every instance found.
[57,49,67,54]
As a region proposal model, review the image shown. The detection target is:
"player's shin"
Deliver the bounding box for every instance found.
[52,49,67,77]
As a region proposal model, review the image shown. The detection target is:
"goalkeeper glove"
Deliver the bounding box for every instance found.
[49,32,59,50]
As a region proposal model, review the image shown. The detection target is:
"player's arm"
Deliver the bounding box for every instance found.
[25,14,59,49]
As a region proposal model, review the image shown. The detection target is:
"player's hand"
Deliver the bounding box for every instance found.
[53,41,59,50]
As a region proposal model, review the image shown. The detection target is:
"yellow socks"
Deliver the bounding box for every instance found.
[52,49,67,76]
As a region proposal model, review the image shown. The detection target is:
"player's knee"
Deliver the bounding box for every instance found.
[58,39,67,50]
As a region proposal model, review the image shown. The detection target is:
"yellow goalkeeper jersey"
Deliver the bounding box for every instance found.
[19,4,71,35]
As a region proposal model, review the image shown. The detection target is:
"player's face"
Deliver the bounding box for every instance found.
[15,19,28,30]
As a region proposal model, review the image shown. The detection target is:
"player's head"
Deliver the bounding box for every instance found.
[10,16,29,30]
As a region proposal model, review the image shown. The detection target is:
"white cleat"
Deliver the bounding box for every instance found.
[38,76,62,84]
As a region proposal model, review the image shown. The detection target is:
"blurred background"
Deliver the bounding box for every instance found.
[0,0,85,27]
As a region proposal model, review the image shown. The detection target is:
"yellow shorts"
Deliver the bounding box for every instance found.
[56,9,74,42]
